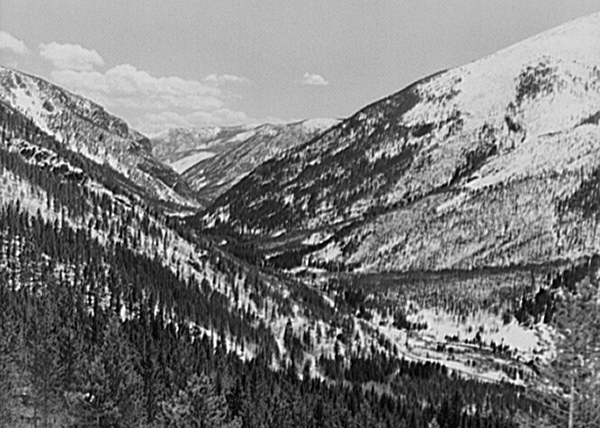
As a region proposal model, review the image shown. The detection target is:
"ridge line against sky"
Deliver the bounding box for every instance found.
[1,0,599,135]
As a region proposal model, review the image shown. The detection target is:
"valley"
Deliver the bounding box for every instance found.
[1,9,600,428]
[150,119,339,204]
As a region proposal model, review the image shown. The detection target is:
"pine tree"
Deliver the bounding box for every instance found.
[72,316,143,427]
[0,288,24,428]
[160,373,241,428]
[25,289,63,428]
[54,282,91,425]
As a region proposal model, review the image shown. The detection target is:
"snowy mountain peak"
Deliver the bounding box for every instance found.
[404,11,600,146]
[203,12,600,273]
[485,11,600,65]
[0,66,140,143]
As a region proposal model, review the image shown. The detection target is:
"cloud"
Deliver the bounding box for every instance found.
[302,72,329,86]
[37,41,255,133]
[40,42,105,71]
[0,31,29,55]
[49,64,254,133]
[204,74,251,84]
[51,64,224,111]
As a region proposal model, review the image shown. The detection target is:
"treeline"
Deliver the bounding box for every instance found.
[325,258,599,333]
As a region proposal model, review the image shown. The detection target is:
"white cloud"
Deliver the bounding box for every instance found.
[51,64,224,110]
[0,31,29,55]
[37,40,255,133]
[302,72,329,86]
[48,64,254,134]
[40,42,105,71]
[204,74,251,84]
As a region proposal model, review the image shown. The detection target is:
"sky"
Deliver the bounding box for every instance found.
[1,0,599,135]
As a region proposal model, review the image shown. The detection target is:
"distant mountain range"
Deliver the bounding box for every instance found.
[150,119,339,203]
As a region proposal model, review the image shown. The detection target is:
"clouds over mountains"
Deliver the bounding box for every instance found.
[39,42,254,133]
[1,31,255,133]
[40,42,105,71]
[50,64,227,114]
[1,30,332,134]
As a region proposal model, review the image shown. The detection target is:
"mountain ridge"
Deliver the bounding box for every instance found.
[201,12,600,273]
[151,118,340,203]
[0,66,199,211]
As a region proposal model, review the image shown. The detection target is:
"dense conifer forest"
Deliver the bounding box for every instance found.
[0,204,533,427]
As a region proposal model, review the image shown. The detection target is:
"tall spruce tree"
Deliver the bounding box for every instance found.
[25,287,63,428]
[72,316,143,427]
[0,286,23,427]
[160,373,241,428]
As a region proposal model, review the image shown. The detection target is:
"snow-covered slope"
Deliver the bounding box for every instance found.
[204,12,600,272]
[150,125,239,171]
[151,119,339,202]
[0,67,199,210]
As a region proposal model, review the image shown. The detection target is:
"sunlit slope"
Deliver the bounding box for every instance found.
[203,12,600,271]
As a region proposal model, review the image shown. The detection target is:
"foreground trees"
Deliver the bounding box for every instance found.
[69,318,144,427]
[0,291,23,428]
[160,374,241,428]
[0,163,548,427]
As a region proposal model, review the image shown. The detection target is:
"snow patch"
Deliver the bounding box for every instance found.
[169,150,216,173]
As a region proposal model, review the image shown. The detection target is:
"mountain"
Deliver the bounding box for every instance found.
[0,67,356,375]
[3,13,600,426]
[202,12,600,273]
[0,60,551,421]
[151,119,339,203]
[0,66,199,211]
[0,68,408,425]
[1,64,530,427]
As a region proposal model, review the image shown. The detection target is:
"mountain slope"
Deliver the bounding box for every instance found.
[202,12,600,272]
[0,66,199,211]
[2,20,596,427]
[151,119,339,203]
[0,67,549,399]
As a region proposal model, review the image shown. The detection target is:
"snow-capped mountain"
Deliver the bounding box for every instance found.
[151,118,339,202]
[0,66,199,210]
[203,12,600,272]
